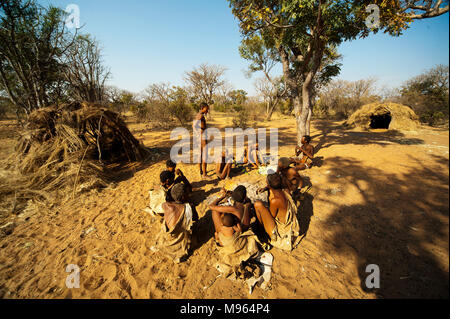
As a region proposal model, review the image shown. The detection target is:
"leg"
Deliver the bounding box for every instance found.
[224,162,232,179]
[253,200,276,236]
[243,147,248,165]
[201,139,208,178]
[241,203,254,231]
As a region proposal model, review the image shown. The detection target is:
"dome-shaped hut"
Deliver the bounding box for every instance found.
[344,102,420,130]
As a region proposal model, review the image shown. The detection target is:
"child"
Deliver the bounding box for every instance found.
[166,159,192,192]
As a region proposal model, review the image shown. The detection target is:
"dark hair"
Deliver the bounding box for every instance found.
[303,135,311,143]
[267,173,282,190]
[160,170,175,184]
[166,159,176,168]
[222,213,236,227]
[171,183,186,203]
[278,157,291,169]
[232,185,247,203]
[200,102,209,109]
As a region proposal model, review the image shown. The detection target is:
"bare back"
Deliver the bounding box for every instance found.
[162,202,185,230]
[268,189,288,223]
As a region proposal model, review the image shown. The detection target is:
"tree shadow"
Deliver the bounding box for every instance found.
[318,155,449,298]
[311,120,425,154]
[190,187,221,207]
[106,146,172,183]
[298,192,314,237]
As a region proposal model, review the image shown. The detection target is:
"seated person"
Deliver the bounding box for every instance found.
[166,159,192,192]
[243,142,263,169]
[216,150,233,180]
[209,186,254,232]
[160,170,198,220]
[254,173,300,251]
[293,136,315,170]
[156,183,194,263]
[210,188,260,273]
[277,157,304,193]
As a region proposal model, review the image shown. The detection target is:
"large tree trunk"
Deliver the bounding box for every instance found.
[293,81,313,146]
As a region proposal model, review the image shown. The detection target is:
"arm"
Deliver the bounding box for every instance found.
[301,145,314,159]
[175,170,191,189]
[209,204,243,220]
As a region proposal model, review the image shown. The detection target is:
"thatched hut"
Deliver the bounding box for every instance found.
[1,102,150,205]
[344,102,420,130]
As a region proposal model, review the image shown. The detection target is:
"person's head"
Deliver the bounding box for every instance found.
[166,159,176,172]
[222,213,236,227]
[267,173,282,190]
[171,182,188,203]
[200,102,209,114]
[302,135,311,145]
[278,157,291,170]
[160,170,175,187]
[232,185,247,203]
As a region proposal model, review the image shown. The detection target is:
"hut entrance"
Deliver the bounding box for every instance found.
[370,112,392,129]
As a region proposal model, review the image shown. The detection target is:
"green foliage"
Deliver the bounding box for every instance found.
[0,1,71,113]
[140,84,193,127]
[399,65,449,126]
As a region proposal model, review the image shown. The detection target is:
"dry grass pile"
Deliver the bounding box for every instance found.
[344,102,420,130]
[0,102,149,211]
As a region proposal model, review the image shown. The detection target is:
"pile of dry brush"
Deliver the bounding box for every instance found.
[0,101,150,211]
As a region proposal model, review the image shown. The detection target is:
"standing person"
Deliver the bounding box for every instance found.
[254,173,300,251]
[194,102,210,180]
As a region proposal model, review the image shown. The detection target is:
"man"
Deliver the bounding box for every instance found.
[166,159,192,192]
[254,173,300,251]
[293,136,315,171]
[216,150,233,180]
[209,185,254,232]
[194,102,210,179]
[210,187,259,274]
[277,157,303,193]
[156,183,194,263]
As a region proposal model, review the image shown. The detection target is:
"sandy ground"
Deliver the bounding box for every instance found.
[0,112,448,299]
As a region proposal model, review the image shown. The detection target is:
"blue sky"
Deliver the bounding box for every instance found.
[43,0,449,95]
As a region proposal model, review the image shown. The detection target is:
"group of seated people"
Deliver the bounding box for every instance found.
[154,136,315,268]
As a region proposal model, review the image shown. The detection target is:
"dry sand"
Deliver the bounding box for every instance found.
[0,113,448,299]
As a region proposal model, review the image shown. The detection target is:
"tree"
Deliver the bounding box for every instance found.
[228,0,449,145]
[255,76,285,120]
[63,35,110,103]
[0,0,75,115]
[399,64,449,125]
[142,83,193,126]
[184,63,227,106]
[316,78,378,117]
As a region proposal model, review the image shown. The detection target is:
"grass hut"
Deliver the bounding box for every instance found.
[344,102,420,130]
